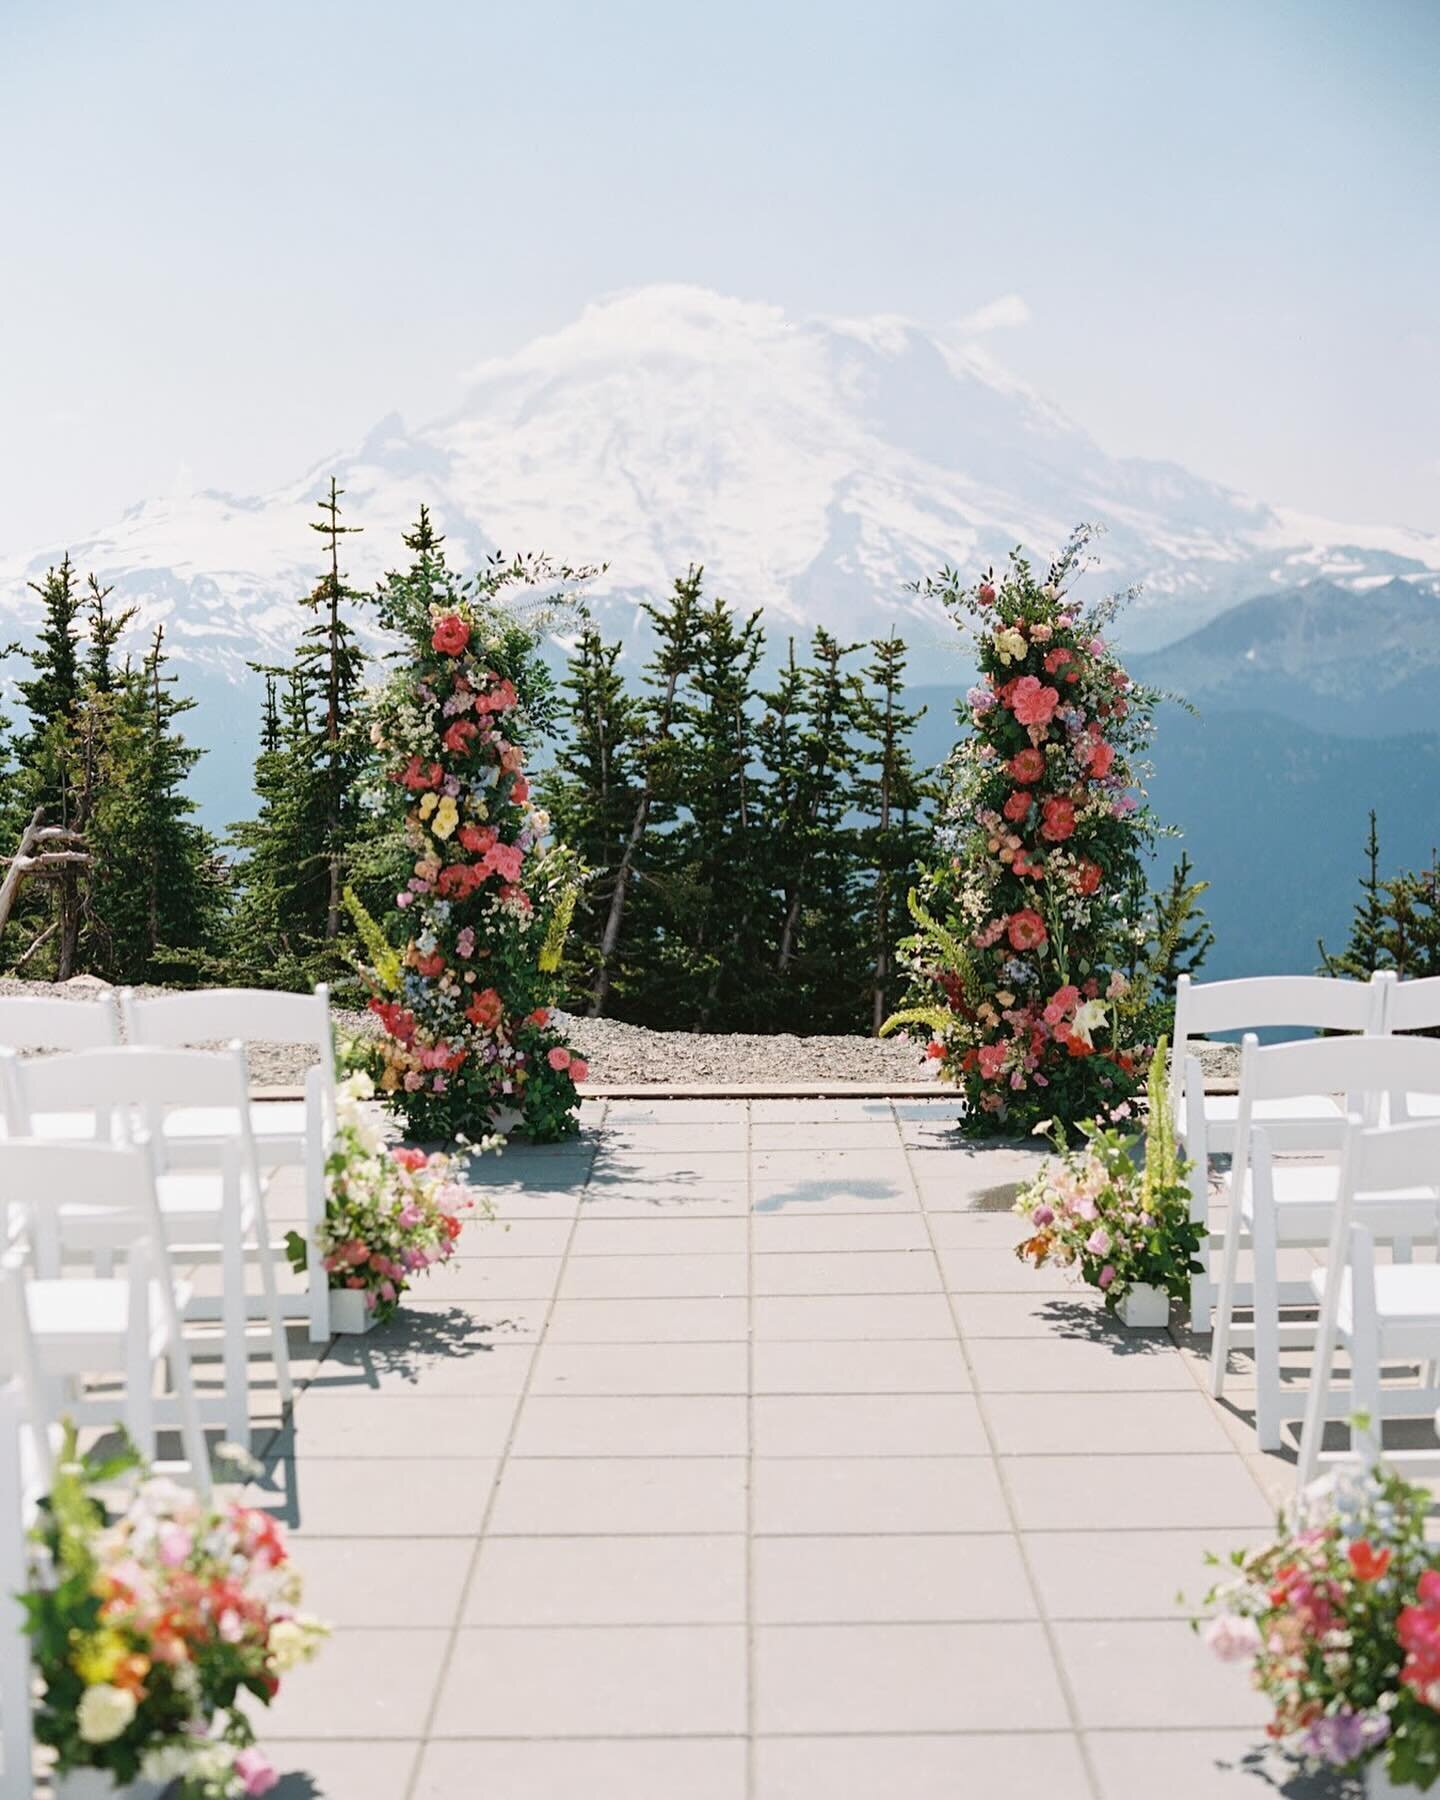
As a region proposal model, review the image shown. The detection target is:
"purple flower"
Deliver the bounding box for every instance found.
[1300,1709,1388,1767]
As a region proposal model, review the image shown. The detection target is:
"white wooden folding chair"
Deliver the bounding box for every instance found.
[1173,972,1389,1326]
[122,985,336,1341]
[0,992,119,1143]
[0,1139,211,1495]
[1209,1034,1440,1449]
[1385,975,1440,1120]
[2,1046,294,1446]
[0,1255,54,1800]
[1296,1116,1440,1486]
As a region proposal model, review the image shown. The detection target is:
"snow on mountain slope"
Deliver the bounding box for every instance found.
[4,284,1438,678]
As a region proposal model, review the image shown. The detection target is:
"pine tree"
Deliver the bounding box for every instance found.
[16,555,84,821]
[1321,821,1440,982]
[665,597,766,1029]
[299,478,367,942]
[537,628,644,998]
[83,574,135,696]
[1320,812,1389,977]
[589,567,706,1015]
[853,632,933,1034]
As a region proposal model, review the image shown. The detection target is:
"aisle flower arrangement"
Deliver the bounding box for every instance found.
[22,1429,326,1797]
[357,528,591,1142]
[1202,1458,1440,1790]
[886,526,1161,1135]
[286,1070,496,1325]
[1013,1040,1204,1313]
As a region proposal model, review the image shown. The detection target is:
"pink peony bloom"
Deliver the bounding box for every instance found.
[1097,1263,1116,1288]
[1010,675,1060,728]
[1086,1227,1111,1257]
[547,1045,572,1071]
[1204,1614,1261,1663]
[569,1057,589,1083]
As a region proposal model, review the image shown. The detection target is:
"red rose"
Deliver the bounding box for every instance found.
[398,756,443,792]
[977,581,996,606]
[442,718,478,756]
[1006,909,1047,952]
[1088,741,1115,779]
[465,987,504,1031]
[414,951,445,979]
[1040,797,1076,843]
[437,863,480,900]
[459,823,497,856]
[1044,648,1072,674]
[528,1007,550,1027]
[1002,790,1032,823]
[1075,859,1102,896]
[431,613,470,656]
[925,1040,946,1060]
[1008,748,1045,783]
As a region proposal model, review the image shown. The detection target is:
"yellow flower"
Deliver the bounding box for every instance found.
[432,796,459,840]
[268,1614,329,1674]
[72,1628,128,1686]
[418,792,438,820]
[77,1683,137,1744]
[993,627,1027,665]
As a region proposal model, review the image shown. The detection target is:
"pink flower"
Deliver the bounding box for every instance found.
[157,1523,192,1568]
[431,613,470,656]
[1097,1263,1116,1289]
[570,1057,589,1082]
[512,776,531,804]
[1204,1614,1261,1663]
[236,1749,279,1797]
[1010,676,1060,728]
[976,1043,1008,1080]
[1086,1227,1111,1257]
[547,1046,572,1071]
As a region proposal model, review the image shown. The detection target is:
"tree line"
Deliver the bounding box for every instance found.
[0,496,936,1033]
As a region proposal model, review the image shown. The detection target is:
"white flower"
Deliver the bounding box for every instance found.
[77,1682,137,1743]
[1203,1613,1261,1663]
[1070,999,1109,1047]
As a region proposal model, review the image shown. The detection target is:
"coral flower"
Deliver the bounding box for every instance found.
[466,987,504,1031]
[547,1045,572,1071]
[1348,1540,1392,1582]
[437,863,480,900]
[1076,858,1102,896]
[925,1040,946,1060]
[442,718,478,755]
[976,1043,1008,1080]
[511,776,531,804]
[431,613,470,656]
[528,1007,550,1027]
[1008,747,1045,783]
[1003,790,1032,823]
[1040,796,1076,843]
[399,756,444,792]
[1044,648,1072,673]
[1007,909,1047,951]
[1087,740,1115,779]
[414,951,445,979]
[570,1057,589,1082]
[458,823,497,855]
[1009,675,1060,728]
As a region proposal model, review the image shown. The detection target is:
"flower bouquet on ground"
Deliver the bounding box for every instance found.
[1201,1458,1440,1792]
[22,1428,326,1799]
[1013,1040,1203,1320]
[286,1070,498,1330]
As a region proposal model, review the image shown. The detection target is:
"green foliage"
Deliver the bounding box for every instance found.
[1321,811,1440,983]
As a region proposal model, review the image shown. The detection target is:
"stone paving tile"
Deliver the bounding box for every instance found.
[282,1392,519,1458]
[953,1290,1112,1337]
[1083,1730,1337,1800]
[569,1215,748,1254]
[965,1333,1196,1391]
[530,1340,748,1396]
[1003,1455,1275,1531]
[558,1250,749,1298]
[465,1532,746,1623]
[752,1248,942,1295]
[510,1393,748,1457]
[752,1734,1091,1800]
[752,1175,918,1213]
[752,1532,1035,1622]
[754,1622,1070,1732]
[462,1216,574,1256]
[412,1253,563,1300]
[433,1624,748,1736]
[753,1392,986,1457]
[750,1338,971,1395]
[256,1628,449,1737]
[308,1335,537,1399]
[292,1536,474,1627]
[245,1455,498,1537]
[1054,1621,1273,1730]
[545,1295,749,1341]
[752,1292,956,1340]
[267,1741,421,1799]
[489,1455,749,1534]
[751,1211,932,1252]
[750,1120,905,1150]
[413,1738,749,1800]
[577,1180,751,1217]
[1025,1528,1262,1621]
[751,1455,1012,1534]
[984,1390,1238,1456]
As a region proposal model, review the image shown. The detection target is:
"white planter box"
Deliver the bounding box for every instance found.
[328,1288,379,1334]
[1368,1760,1423,1798]
[54,1771,170,1799]
[1117,1283,1169,1328]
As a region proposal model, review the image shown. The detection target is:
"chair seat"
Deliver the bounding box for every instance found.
[162,1101,306,1160]
[26,1276,188,1365]
[1312,1262,1440,1335]
[1232,1163,1438,1241]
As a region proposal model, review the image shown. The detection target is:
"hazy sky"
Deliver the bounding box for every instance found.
[3,0,1437,551]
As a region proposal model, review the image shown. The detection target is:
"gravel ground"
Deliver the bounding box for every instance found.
[0,974,1244,1090]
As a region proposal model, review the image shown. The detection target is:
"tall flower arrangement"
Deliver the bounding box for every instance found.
[359,517,592,1142]
[888,528,1159,1135]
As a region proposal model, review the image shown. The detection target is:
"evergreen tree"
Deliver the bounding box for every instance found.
[85,626,223,981]
[665,597,766,1028]
[537,628,644,997]
[1321,817,1440,981]
[1319,812,1389,977]
[83,574,135,696]
[589,567,706,1015]
[16,554,85,821]
[853,633,933,1034]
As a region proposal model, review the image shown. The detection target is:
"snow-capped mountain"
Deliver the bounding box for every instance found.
[4,284,1439,677]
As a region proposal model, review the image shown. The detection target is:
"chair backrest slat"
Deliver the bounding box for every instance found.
[1242,1033,1440,1106]
[0,993,119,1051]
[1386,976,1440,1037]
[1350,1116,1440,1197]
[10,1045,249,1123]
[1175,972,1385,1041]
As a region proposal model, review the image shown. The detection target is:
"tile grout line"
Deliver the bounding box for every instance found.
[397,1104,605,1800]
[895,1103,1106,1800]
[744,1096,758,1800]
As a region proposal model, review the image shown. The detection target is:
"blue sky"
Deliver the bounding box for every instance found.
[2,0,1436,548]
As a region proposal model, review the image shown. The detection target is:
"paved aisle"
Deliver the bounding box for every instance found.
[244,1097,1331,1800]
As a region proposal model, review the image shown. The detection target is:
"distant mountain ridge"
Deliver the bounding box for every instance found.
[1130,577,1440,737]
[3,284,1439,687]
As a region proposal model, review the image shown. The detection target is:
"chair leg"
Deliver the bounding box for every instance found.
[1349,1226,1383,1471]
[221,1194,251,1451]
[0,1392,33,1800]
[250,1187,294,1408]
[1251,1195,1283,1453]
[125,1276,156,1461]
[1188,1156,1214,1332]
[1209,1203,1246,1398]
